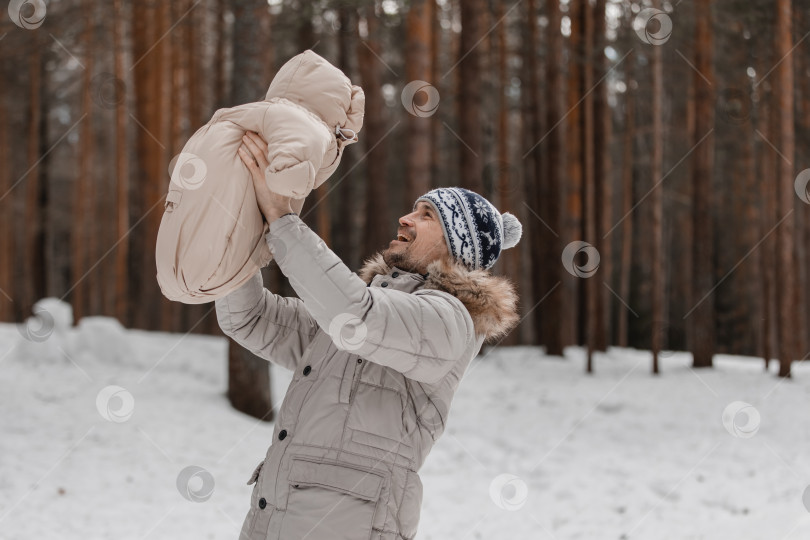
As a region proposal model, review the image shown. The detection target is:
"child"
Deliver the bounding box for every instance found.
[156,50,364,304]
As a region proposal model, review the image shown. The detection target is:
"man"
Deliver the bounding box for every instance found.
[218,131,522,540]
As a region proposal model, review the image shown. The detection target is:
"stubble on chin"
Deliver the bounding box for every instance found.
[382,248,422,274]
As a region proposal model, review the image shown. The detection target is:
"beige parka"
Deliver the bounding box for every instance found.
[215,214,519,540]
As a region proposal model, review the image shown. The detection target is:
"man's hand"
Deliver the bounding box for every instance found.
[238,131,294,224]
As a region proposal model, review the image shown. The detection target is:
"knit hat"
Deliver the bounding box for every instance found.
[414,187,523,270]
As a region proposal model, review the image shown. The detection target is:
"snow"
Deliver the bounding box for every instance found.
[1,310,809,539]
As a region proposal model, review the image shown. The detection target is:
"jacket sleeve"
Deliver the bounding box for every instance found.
[265,214,475,384]
[214,269,320,372]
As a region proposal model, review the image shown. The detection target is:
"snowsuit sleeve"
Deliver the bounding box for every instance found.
[214,270,320,372]
[265,214,476,385]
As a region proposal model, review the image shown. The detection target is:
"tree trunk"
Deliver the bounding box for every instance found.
[524,0,544,348]
[617,49,635,348]
[565,0,583,349]
[583,0,596,370]
[228,340,273,421]
[458,0,483,192]
[405,0,433,204]
[73,5,94,324]
[113,0,130,326]
[337,6,359,267]
[543,0,566,357]
[0,74,11,322]
[225,0,276,418]
[775,0,797,378]
[650,0,667,375]
[593,0,611,352]
[689,0,715,368]
[358,4,391,256]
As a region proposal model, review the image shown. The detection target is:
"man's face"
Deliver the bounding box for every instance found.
[382,201,449,274]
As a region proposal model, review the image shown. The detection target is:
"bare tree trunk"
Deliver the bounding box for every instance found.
[0,77,11,322]
[113,0,130,326]
[458,0,483,192]
[164,0,186,334]
[430,0,441,190]
[650,0,666,375]
[565,0,583,349]
[405,0,432,204]
[757,47,776,371]
[544,0,566,357]
[775,0,797,378]
[214,0,228,109]
[525,0,545,348]
[496,0,519,345]
[337,5,359,267]
[73,5,93,324]
[583,0,596,371]
[617,48,635,348]
[228,340,274,421]
[358,4,391,256]
[224,0,275,419]
[593,0,611,352]
[689,0,715,369]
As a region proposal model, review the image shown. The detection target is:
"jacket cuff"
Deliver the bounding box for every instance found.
[268,212,301,237]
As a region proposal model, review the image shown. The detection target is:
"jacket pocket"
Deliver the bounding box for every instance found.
[280,456,385,540]
[246,459,265,486]
[351,428,414,461]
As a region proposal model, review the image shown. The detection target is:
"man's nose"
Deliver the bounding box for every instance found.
[399,213,416,227]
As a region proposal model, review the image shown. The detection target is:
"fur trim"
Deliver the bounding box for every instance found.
[357,252,520,344]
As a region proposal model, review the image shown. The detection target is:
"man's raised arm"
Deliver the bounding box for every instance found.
[214,270,319,372]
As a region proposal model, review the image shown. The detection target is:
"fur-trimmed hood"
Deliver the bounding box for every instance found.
[357,252,520,344]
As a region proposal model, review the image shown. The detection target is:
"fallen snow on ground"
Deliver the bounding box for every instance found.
[1,312,809,540]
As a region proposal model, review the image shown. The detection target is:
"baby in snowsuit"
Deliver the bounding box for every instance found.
[155,50,365,304]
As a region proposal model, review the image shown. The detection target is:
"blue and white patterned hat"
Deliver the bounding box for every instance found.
[415,187,523,270]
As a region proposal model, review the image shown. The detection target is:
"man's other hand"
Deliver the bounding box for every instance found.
[238,131,294,224]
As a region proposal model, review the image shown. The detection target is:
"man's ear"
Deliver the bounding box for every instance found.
[345,85,365,134]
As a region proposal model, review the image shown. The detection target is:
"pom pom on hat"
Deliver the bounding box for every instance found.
[501,212,522,250]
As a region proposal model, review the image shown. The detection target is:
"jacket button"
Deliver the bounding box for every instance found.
[357,358,363,364]
[258,497,267,509]
[392,272,399,278]
[381,282,388,287]
[278,429,287,440]
[303,365,311,376]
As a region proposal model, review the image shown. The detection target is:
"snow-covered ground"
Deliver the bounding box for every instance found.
[1,307,809,539]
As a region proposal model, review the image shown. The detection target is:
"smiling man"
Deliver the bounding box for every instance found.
[217,131,522,540]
